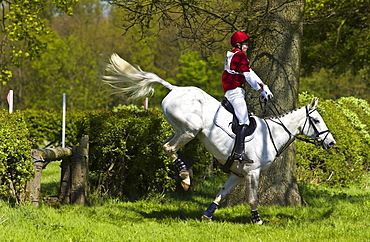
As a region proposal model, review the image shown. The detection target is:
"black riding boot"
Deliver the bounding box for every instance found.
[232,124,253,163]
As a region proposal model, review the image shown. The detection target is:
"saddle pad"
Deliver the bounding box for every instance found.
[213,104,256,141]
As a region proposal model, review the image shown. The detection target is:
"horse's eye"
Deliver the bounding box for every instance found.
[312,118,320,124]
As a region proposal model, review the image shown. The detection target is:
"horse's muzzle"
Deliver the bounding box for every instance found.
[322,140,336,150]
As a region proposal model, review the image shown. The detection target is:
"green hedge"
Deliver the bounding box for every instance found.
[297,93,370,186]
[76,106,174,198]
[0,111,33,201]
[75,105,215,199]
[22,109,81,148]
[4,106,212,200]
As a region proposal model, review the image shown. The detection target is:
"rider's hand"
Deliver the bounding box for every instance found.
[261,85,273,100]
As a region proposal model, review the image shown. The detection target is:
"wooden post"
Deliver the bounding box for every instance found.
[59,157,71,203]
[26,151,44,207]
[26,147,72,206]
[32,148,73,161]
[70,135,89,205]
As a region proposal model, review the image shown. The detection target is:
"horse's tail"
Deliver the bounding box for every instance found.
[98,53,175,101]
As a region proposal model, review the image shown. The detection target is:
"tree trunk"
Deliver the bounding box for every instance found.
[227,0,305,207]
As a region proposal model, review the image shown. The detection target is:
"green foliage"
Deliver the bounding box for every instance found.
[297,93,370,186]
[75,106,220,199]
[25,33,113,110]
[22,110,61,148]
[303,0,369,77]
[176,51,224,101]
[76,107,176,199]
[22,109,81,148]
[299,68,370,102]
[0,0,78,85]
[0,110,33,201]
[177,52,208,87]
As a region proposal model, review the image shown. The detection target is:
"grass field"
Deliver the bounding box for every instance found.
[0,161,369,242]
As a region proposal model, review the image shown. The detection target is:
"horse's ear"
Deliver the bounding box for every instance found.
[309,98,319,110]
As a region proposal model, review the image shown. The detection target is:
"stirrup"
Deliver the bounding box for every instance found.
[232,153,254,163]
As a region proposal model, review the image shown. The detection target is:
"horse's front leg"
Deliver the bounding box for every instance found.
[202,173,243,221]
[245,169,265,224]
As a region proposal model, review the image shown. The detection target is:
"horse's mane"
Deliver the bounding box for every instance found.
[262,105,305,120]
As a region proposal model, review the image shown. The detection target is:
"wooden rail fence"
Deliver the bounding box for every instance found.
[26,135,89,207]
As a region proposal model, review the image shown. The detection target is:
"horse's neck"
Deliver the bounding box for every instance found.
[278,107,306,135]
[267,107,306,149]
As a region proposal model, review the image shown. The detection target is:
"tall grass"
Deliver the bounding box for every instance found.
[0,161,369,241]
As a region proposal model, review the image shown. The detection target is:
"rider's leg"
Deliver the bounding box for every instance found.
[232,124,253,162]
[225,87,253,163]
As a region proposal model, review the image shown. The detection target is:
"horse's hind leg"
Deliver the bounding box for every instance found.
[163,131,197,191]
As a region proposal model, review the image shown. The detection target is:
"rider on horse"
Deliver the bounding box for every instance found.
[223,32,274,162]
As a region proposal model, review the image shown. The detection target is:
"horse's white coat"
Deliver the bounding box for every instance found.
[100,53,336,222]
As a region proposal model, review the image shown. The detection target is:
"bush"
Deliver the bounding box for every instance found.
[78,105,216,199]
[20,105,213,200]
[22,109,81,148]
[75,106,175,199]
[297,93,370,186]
[0,110,33,201]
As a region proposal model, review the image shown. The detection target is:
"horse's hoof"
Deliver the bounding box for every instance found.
[180,170,191,191]
[181,181,190,191]
[253,220,268,225]
[201,215,212,221]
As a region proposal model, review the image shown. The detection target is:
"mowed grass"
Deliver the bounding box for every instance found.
[0,161,369,242]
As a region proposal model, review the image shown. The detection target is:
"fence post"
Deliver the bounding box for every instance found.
[26,150,44,207]
[27,148,73,206]
[59,157,71,203]
[70,135,89,205]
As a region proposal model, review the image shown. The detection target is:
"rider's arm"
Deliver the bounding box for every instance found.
[243,69,273,99]
[242,69,265,92]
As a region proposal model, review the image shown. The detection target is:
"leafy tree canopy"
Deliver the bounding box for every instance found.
[0,0,78,85]
[302,0,369,76]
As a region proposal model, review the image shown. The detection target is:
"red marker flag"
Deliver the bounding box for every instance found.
[143,97,148,110]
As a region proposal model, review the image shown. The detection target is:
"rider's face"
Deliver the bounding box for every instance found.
[242,42,248,54]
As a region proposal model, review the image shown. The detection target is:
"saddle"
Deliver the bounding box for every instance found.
[221,97,256,136]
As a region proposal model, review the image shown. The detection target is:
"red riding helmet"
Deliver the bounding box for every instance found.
[231,32,249,46]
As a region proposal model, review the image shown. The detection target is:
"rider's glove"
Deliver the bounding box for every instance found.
[261,85,273,100]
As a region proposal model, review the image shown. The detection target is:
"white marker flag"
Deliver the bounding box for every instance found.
[7,90,13,114]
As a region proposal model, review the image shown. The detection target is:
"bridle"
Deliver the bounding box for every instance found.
[296,106,331,146]
[261,99,331,157]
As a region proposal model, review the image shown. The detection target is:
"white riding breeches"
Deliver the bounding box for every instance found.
[225,87,250,125]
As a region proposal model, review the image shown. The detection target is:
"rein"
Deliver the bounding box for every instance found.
[261,100,292,157]
[260,99,330,157]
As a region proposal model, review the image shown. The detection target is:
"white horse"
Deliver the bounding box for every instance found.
[99,53,336,224]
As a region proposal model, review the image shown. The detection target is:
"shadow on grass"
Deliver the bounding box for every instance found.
[134,180,369,224]
[136,207,254,224]
[298,182,370,207]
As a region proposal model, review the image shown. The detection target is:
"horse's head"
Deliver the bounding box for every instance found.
[301,98,336,150]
